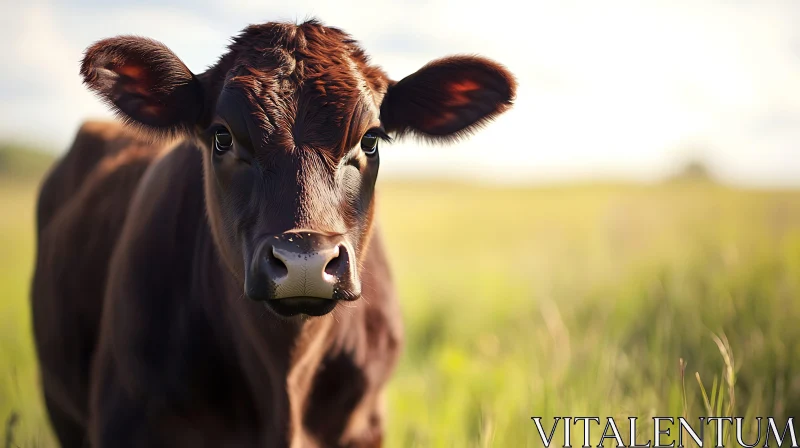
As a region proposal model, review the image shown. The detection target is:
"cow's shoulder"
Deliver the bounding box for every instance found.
[36,120,163,233]
[95,139,222,395]
[31,120,168,437]
[88,140,260,445]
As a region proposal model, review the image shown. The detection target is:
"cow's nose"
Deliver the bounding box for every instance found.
[246,232,357,316]
[268,240,343,298]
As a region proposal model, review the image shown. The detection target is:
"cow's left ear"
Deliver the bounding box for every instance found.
[80,36,204,135]
[380,56,516,142]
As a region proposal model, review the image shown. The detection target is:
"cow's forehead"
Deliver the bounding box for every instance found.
[214,20,388,156]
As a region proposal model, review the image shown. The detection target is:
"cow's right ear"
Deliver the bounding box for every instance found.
[80,36,204,135]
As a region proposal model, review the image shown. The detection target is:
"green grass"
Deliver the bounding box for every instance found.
[0,177,56,447]
[376,180,800,447]
[2,151,800,446]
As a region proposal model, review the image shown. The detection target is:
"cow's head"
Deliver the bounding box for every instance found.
[80,20,515,318]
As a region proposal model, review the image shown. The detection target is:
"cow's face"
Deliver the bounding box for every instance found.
[80,20,515,318]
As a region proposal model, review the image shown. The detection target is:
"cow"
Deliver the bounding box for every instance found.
[31,19,515,448]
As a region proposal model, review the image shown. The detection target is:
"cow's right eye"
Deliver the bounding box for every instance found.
[214,129,233,154]
[361,132,379,156]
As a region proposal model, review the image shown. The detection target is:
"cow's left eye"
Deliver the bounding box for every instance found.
[214,129,233,154]
[361,132,379,156]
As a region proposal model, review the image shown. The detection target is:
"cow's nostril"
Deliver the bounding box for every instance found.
[324,245,345,277]
[266,249,288,278]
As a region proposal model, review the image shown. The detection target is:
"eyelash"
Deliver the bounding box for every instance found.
[361,128,390,157]
[369,129,392,143]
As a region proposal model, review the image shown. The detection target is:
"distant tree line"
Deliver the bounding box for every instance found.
[667,158,717,183]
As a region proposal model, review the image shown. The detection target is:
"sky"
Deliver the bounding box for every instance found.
[2,0,799,186]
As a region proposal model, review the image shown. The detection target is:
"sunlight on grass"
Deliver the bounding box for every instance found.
[376,181,800,447]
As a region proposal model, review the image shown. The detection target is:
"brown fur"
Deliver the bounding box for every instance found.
[33,19,515,447]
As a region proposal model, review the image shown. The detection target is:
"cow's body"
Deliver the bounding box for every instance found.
[32,19,514,448]
[33,120,402,447]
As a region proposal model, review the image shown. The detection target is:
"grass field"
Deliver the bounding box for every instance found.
[2,150,799,447]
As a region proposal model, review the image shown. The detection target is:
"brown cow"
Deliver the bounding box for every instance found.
[32,19,515,448]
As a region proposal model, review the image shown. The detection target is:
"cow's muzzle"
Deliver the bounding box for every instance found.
[245,231,359,317]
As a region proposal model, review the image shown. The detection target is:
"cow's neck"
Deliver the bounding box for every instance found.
[209,242,345,436]
[234,291,344,445]
[228,294,339,375]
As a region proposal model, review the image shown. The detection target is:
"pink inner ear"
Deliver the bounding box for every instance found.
[117,64,145,80]
[114,62,165,118]
[444,79,482,107]
[449,79,481,93]
[422,111,458,131]
[139,104,165,118]
[116,63,158,98]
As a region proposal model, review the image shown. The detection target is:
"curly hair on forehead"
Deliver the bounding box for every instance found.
[211,20,388,97]
[203,19,390,154]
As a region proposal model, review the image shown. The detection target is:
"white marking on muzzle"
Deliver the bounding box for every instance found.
[271,245,338,299]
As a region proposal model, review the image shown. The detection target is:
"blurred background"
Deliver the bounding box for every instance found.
[2,1,799,446]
